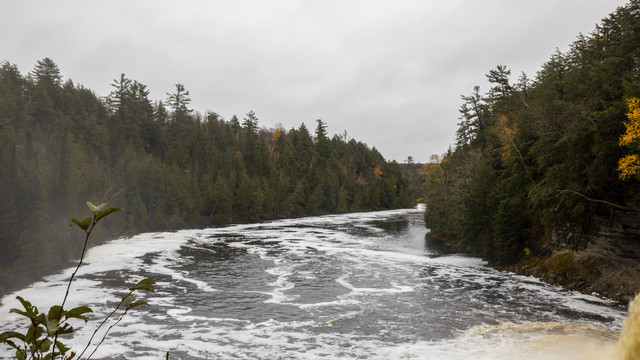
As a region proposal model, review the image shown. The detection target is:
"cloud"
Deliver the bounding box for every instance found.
[0,0,628,162]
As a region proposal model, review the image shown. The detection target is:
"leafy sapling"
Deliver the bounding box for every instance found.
[0,202,156,360]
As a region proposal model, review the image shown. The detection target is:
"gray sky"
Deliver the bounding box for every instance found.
[0,1,628,162]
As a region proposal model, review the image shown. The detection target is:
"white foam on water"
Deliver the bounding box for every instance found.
[264,264,298,304]
[66,318,622,360]
[166,306,193,317]
[336,276,414,295]
[0,207,629,360]
[296,297,362,309]
[146,259,217,293]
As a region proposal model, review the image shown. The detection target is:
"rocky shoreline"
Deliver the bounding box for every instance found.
[505,249,639,305]
[505,209,640,305]
[427,207,640,305]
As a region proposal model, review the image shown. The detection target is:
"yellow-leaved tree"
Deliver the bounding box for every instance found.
[494,114,518,161]
[373,165,383,180]
[618,97,640,180]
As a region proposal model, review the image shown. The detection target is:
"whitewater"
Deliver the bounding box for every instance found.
[0,207,633,359]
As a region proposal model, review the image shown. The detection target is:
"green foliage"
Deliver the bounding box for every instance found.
[423,1,640,263]
[542,251,579,277]
[492,198,526,265]
[0,57,415,295]
[0,202,155,360]
[1,295,88,359]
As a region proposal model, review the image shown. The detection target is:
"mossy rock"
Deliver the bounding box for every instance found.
[543,251,580,278]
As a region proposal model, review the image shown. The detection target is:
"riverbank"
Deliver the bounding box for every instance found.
[426,208,640,305]
[503,210,640,305]
[2,208,628,359]
[504,249,639,305]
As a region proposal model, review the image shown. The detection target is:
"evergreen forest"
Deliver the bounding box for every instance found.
[0,60,414,294]
[422,1,640,265]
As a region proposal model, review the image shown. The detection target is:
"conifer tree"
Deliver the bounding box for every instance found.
[0,57,415,296]
[31,57,62,86]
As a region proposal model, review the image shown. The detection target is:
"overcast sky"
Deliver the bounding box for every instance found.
[0,1,629,162]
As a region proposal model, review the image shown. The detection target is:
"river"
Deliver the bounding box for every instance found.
[0,207,630,359]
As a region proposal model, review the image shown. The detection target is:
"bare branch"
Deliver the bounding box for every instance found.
[557,189,638,212]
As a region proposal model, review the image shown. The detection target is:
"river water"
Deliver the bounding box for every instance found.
[0,207,629,359]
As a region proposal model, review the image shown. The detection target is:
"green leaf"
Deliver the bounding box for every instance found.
[9,308,30,318]
[45,317,60,337]
[47,305,63,321]
[137,278,156,285]
[129,278,156,293]
[15,295,31,309]
[122,294,135,307]
[25,325,37,344]
[0,331,26,344]
[25,323,46,344]
[1,338,19,350]
[125,300,148,311]
[95,206,123,222]
[35,313,47,326]
[55,340,71,354]
[13,296,36,317]
[129,284,155,292]
[10,297,39,321]
[70,216,92,231]
[86,201,106,215]
[66,306,92,322]
[37,338,53,352]
[16,349,26,360]
[56,324,74,335]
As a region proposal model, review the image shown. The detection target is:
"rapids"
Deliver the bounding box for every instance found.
[0,207,635,359]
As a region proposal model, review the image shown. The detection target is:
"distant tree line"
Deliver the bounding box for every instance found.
[0,59,414,294]
[422,1,640,265]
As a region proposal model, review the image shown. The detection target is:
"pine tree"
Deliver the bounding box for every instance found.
[166,83,192,121]
[491,198,525,264]
[31,57,62,87]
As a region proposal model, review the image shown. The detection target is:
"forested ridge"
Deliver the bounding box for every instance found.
[0,59,414,295]
[422,1,640,266]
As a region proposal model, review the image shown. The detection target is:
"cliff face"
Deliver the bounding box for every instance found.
[513,208,640,304]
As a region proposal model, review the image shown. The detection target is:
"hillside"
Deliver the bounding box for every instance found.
[421,0,640,302]
[0,61,414,294]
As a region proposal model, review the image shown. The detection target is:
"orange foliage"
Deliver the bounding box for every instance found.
[618,98,640,180]
[422,155,447,188]
[272,128,282,143]
[494,114,518,161]
[373,165,383,180]
[618,155,640,181]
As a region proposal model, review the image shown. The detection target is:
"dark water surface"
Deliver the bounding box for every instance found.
[0,208,626,359]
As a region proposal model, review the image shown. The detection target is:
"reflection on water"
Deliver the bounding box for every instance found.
[370,217,410,234]
[0,207,630,359]
[424,232,452,257]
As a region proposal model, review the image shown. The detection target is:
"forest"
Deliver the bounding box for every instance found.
[422,0,640,265]
[0,60,414,294]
